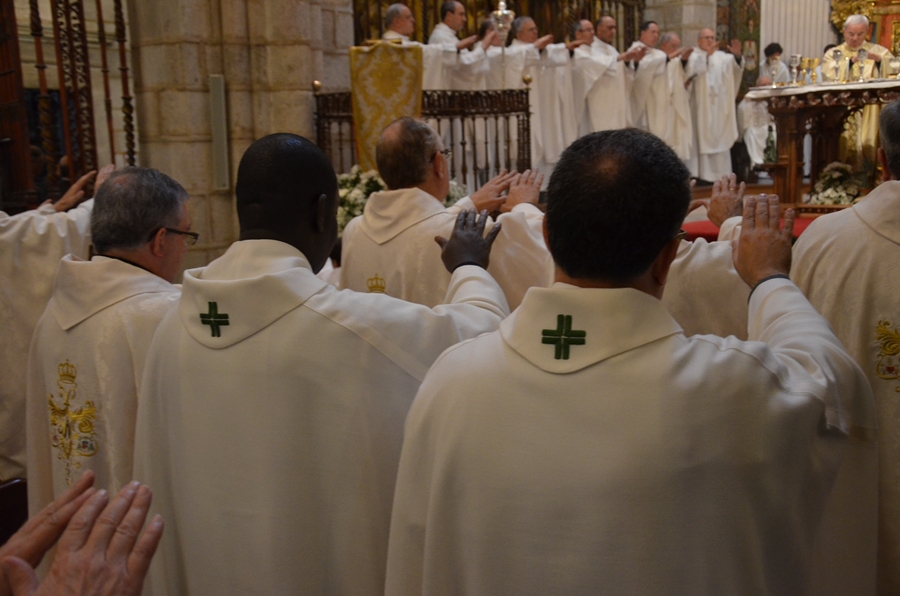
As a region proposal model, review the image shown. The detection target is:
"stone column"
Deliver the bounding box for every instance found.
[128,0,351,271]
[644,0,716,47]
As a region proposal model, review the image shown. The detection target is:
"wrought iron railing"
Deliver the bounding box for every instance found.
[316,89,531,190]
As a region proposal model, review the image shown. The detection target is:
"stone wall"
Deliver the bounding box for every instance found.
[643,0,716,47]
[129,0,352,271]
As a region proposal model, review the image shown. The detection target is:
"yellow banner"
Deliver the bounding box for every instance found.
[350,42,424,171]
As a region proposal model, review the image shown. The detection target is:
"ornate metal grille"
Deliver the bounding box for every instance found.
[316,89,531,188]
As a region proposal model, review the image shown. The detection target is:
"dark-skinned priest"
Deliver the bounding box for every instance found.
[133,133,510,596]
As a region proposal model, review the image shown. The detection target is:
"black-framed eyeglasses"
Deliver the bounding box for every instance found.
[675,229,687,242]
[432,148,452,161]
[164,227,200,247]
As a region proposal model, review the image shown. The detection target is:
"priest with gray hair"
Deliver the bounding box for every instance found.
[822,14,893,82]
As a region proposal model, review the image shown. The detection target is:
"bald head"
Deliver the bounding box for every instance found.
[235,133,338,270]
[385,3,414,36]
[376,117,441,190]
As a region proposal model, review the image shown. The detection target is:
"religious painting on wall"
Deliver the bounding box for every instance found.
[716,0,761,96]
[352,0,644,51]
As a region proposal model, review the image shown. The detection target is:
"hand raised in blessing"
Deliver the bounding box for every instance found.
[435,209,501,272]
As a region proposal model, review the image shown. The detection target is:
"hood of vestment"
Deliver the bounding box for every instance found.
[179,239,327,349]
[853,180,900,246]
[501,283,683,373]
[51,255,178,330]
[358,187,448,244]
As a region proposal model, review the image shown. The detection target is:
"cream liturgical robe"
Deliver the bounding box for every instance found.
[0,201,92,481]
[385,279,876,595]
[822,42,893,83]
[663,238,749,339]
[134,239,509,596]
[340,189,551,310]
[382,30,454,90]
[573,38,631,133]
[686,50,743,180]
[793,181,900,595]
[25,256,179,514]
[499,40,578,173]
[738,97,775,166]
[428,23,489,91]
[665,58,694,160]
[628,42,668,135]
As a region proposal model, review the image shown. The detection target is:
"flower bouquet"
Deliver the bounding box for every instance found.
[807,162,864,206]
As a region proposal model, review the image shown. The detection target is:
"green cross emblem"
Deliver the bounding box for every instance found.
[542,314,586,360]
[200,301,229,338]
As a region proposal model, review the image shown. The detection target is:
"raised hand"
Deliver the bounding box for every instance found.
[732,195,794,289]
[54,170,97,212]
[0,472,96,596]
[501,169,543,212]
[481,29,499,50]
[457,35,478,51]
[470,169,518,213]
[435,209,502,272]
[690,174,744,227]
[0,481,164,596]
[534,34,554,51]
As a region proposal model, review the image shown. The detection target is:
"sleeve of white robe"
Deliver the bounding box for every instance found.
[667,59,693,159]
[573,44,616,100]
[748,277,874,436]
[318,265,510,382]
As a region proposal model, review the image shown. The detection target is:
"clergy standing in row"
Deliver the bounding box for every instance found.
[26,168,187,518]
[657,31,694,160]
[135,134,511,596]
[572,16,645,134]
[686,29,743,182]
[427,1,497,91]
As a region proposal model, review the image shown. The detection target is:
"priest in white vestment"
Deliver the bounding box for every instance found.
[381,3,455,90]
[25,168,186,519]
[500,17,580,175]
[628,21,668,135]
[657,32,694,160]
[0,168,110,482]
[737,76,775,167]
[134,134,510,596]
[792,100,900,595]
[572,16,645,134]
[686,29,744,181]
[341,118,551,310]
[385,129,875,596]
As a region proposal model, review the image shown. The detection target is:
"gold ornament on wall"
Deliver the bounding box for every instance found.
[830,0,874,31]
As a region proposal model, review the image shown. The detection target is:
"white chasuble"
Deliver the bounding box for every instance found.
[738,97,774,166]
[26,256,179,515]
[385,280,875,595]
[573,38,631,133]
[628,42,669,137]
[533,43,579,171]
[0,201,92,481]
[665,58,693,160]
[135,239,508,596]
[793,181,900,595]
[382,30,455,90]
[341,188,551,310]
[686,50,743,180]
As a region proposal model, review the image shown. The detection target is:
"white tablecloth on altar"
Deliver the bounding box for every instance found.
[744,78,900,101]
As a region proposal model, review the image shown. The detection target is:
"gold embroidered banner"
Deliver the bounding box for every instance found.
[350,42,424,172]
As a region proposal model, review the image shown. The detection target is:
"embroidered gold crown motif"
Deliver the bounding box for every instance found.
[875,320,900,388]
[57,360,76,383]
[367,273,386,293]
[47,360,98,485]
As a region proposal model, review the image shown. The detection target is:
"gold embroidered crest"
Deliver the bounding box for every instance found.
[367,273,386,293]
[47,360,98,485]
[875,320,900,387]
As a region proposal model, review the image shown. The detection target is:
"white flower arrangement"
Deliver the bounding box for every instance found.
[337,165,387,234]
[444,180,467,207]
[807,162,864,206]
[336,164,470,233]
